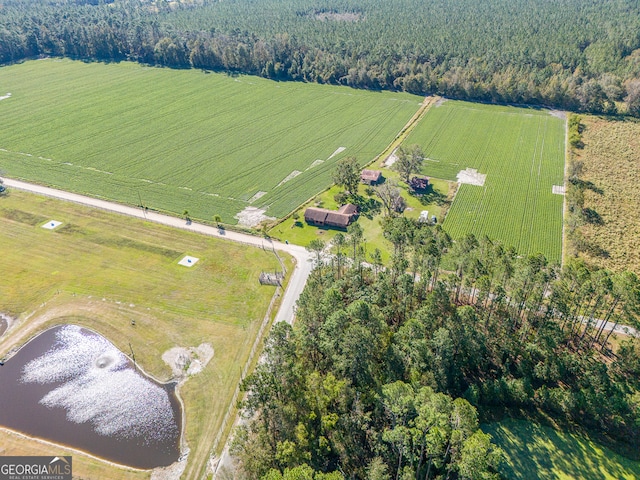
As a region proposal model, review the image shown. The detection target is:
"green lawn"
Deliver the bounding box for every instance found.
[0,59,421,225]
[483,419,640,480]
[404,100,565,262]
[0,189,290,479]
[269,175,453,263]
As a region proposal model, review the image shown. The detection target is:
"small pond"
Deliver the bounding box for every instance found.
[0,325,181,469]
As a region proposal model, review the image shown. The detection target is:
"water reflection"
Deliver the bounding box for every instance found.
[0,325,181,469]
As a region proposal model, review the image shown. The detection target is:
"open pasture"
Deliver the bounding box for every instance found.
[572,116,640,273]
[0,190,288,479]
[0,59,421,225]
[405,100,565,262]
[483,419,640,479]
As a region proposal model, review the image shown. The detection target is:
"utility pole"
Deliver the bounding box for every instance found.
[137,190,146,219]
[129,342,137,371]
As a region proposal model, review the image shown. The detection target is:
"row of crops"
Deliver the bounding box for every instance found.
[405,100,565,263]
[0,59,422,223]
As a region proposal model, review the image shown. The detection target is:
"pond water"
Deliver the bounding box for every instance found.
[0,325,181,469]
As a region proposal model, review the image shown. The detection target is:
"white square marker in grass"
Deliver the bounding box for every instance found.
[42,220,62,230]
[178,256,199,267]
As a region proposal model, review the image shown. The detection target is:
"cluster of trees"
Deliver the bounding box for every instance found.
[330,146,427,220]
[393,145,424,185]
[233,218,640,479]
[2,0,640,115]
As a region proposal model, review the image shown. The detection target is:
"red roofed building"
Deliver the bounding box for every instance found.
[304,204,359,229]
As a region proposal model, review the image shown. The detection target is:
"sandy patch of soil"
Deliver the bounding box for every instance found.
[307,159,324,170]
[383,148,399,167]
[457,168,486,186]
[552,185,566,195]
[549,110,566,119]
[0,313,15,338]
[434,98,448,108]
[248,191,267,204]
[151,448,189,480]
[276,171,301,187]
[327,147,346,160]
[162,344,214,379]
[234,207,275,227]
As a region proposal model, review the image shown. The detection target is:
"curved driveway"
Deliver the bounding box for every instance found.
[3,178,313,325]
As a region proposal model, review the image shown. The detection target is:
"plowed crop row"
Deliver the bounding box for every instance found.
[405,101,565,262]
[0,59,421,223]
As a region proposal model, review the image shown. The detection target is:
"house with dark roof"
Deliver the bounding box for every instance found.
[304,204,359,229]
[360,169,383,185]
[409,175,430,192]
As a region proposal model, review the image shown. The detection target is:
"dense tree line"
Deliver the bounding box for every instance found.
[2,0,640,114]
[233,218,640,479]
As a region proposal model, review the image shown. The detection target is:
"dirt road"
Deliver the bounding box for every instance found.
[3,178,314,480]
[3,178,312,326]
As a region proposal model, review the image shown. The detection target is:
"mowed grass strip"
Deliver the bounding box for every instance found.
[404,100,565,262]
[0,190,289,479]
[483,419,640,479]
[0,59,421,224]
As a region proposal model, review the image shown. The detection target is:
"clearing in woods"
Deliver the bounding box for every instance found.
[0,59,421,225]
[404,100,565,263]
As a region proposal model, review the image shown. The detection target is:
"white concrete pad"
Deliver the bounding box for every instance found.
[42,220,62,230]
[178,256,199,267]
[457,168,486,186]
[552,185,566,195]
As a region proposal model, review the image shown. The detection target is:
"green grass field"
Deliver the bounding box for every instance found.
[0,59,421,225]
[270,175,453,264]
[404,100,565,262]
[483,419,640,479]
[0,189,290,479]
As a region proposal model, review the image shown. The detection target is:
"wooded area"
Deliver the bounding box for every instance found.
[2,0,640,114]
[234,219,640,479]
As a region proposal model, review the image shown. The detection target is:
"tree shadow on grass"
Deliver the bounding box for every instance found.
[413,184,449,207]
[583,208,604,225]
[352,194,381,220]
[570,178,604,195]
[484,419,640,480]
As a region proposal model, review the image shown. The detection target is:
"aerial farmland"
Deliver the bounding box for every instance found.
[404,100,566,262]
[0,59,422,225]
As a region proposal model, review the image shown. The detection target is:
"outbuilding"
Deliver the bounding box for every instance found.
[304,204,359,229]
[360,169,383,185]
[409,175,430,192]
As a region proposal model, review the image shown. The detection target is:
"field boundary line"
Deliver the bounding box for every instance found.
[561,113,569,267]
[372,95,437,168]
[207,281,282,462]
[268,95,436,232]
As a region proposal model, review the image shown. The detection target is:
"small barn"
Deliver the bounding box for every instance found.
[360,169,383,185]
[409,175,430,192]
[304,204,358,229]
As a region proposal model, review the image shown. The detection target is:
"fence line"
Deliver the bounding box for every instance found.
[207,282,282,474]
